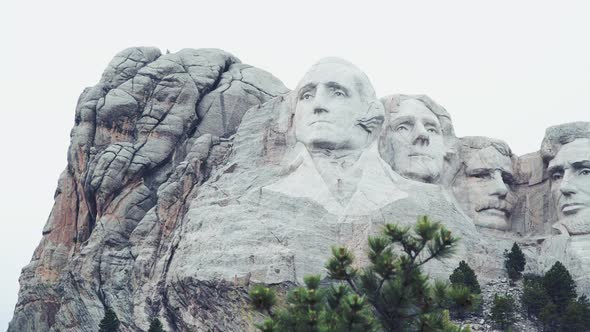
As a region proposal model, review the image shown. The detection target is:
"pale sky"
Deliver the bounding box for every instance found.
[1,0,589,329]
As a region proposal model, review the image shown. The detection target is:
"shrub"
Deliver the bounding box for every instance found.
[147,318,166,332]
[490,294,516,330]
[449,260,481,294]
[543,261,576,308]
[504,243,525,282]
[98,307,120,332]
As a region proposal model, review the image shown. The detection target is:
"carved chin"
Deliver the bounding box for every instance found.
[473,212,510,231]
[562,210,590,235]
[399,164,440,183]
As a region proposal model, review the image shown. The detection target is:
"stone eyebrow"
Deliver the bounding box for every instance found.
[572,160,590,169]
[547,164,564,175]
[465,167,493,175]
[325,81,350,95]
[298,83,317,97]
[390,115,415,125]
[423,119,441,128]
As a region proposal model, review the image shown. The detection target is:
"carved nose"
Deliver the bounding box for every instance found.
[413,134,430,146]
[490,174,508,198]
[413,123,430,146]
[560,172,577,196]
[313,107,328,115]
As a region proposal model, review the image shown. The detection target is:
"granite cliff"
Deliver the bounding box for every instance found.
[9,48,590,332]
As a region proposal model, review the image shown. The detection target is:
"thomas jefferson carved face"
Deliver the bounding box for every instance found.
[548,138,590,235]
[294,62,374,151]
[452,145,515,230]
[387,99,445,182]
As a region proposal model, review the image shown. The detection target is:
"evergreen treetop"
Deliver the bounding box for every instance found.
[449,260,481,294]
[147,318,166,332]
[490,294,516,330]
[543,261,577,308]
[250,215,475,332]
[504,242,526,282]
[98,307,120,332]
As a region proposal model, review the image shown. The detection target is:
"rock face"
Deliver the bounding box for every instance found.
[8,50,590,332]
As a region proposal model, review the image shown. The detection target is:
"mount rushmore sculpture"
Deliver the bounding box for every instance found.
[9,48,590,332]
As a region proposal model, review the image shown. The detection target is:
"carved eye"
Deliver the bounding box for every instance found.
[580,169,590,176]
[502,174,515,186]
[301,92,313,100]
[334,90,346,97]
[426,127,439,134]
[396,125,408,132]
[471,173,491,180]
[551,172,563,181]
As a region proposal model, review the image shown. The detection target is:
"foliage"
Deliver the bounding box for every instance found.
[98,307,120,332]
[489,294,516,331]
[562,295,590,332]
[523,264,585,331]
[539,301,560,331]
[503,243,526,282]
[543,261,577,309]
[250,216,475,332]
[521,274,550,318]
[446,284,481,319]
[249,284,277,312]
[147,318,166,332]
[449,260,481,294]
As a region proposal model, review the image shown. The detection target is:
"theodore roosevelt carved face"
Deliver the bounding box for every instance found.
[451,137,516,231]
[293,58,383,152]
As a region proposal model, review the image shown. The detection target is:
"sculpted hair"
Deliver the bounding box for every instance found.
[540,122,590,163]
[457,136,513,159]
[381,94,455,138]
[442,136,515,187]
[296,57,378,103]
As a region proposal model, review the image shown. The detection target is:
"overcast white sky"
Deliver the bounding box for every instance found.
[1,0,589,329]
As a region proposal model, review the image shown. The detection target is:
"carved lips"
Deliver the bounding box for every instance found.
[560,202,586,215]
[475,200,511,218]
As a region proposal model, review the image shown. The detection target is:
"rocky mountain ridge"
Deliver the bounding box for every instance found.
[8,48,590,332]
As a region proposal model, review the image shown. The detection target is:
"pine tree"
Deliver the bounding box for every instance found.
[543,261,577,308]
[446,284,481,319]
[521,274,550,318]
[249,285,277,312]
[490,294,516,331]
[147,318,166,332]
[98,307,120,332]
[250,216,474,332]
[539,301,560,331]
[562,296,590,332]
[449,260,481,294]
[503,243,525,282]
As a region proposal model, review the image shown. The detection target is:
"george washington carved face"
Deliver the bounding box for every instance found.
[293,59,383,152]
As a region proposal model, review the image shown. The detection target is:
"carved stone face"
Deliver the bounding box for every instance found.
[452,146,515,230]
[388,99,445,182]
[548,138,590,234]
[294,63,369,151]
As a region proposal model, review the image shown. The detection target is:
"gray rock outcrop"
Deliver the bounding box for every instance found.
[9,49,590,332]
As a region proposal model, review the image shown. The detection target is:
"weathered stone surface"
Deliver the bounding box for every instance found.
[447,136,517,232]
[9,47,287,332]
[9,50,590,332]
